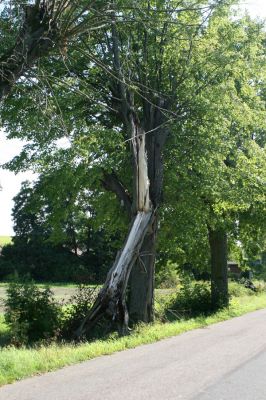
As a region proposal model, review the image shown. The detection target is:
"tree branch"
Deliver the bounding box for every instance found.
[101,170,132,217]
[0,1,58,99]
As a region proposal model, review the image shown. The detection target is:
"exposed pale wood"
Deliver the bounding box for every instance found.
[75,210,153,337]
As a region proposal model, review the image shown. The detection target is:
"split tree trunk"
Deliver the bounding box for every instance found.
[76,21,169,336]
[128,106,169,323]
[208,228,229,308]
[128,216,157,323]
[75,121,154,338]
[75,210,153,338]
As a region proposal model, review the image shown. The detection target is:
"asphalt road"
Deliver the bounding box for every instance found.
[1,308,266,400]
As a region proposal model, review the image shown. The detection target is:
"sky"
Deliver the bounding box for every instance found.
[0,0,266,236]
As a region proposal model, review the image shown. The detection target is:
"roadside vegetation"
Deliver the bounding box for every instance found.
[0,0,265,389]
[0,279,266,386]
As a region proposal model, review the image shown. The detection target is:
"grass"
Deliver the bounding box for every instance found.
[0,236,12,246]
[0,282,97,288]
[1,291,266,386]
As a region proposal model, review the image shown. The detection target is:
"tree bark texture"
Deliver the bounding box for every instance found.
[208,228,229,308]
[128,215,157,323]
[128,106,169,323]
[75,120,155,338]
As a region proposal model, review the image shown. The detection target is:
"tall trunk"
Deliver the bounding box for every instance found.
[128,215,157,323]
[76,21,170,337]
[75,119,153,338]
[128,106,168,323]
[208,228,228,308]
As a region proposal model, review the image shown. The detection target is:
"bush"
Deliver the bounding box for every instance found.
[61,285,98,339]
[228,281,252,297]
[155,261,180,288]
[4,277,62,345]
[252,280,266,293]
[164,278,212,320]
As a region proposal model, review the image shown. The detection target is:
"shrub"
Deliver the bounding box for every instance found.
[4,277,62,345]
[164,278,212,320]
[61,285,98,339]
[228,281,252,297]
[252,280,266,293]
[155,261,180,288]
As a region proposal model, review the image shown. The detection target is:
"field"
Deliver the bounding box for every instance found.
[0,282,266,386]
[0,285,79,312]
[0,236,12,246]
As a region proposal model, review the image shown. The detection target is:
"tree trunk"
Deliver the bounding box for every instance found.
[128,106,169,323]
[76,22,169,337]
[128,215,157,323]
[208,228,228,308]
[75,210,154,338]
[75,118,154,338]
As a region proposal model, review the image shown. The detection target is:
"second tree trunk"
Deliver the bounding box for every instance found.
[208,228,228,308]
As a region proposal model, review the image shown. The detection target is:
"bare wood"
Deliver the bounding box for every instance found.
[75,210,153,337]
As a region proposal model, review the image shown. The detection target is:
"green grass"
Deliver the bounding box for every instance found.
[1,292,266,386]
[0,236,12,246]
[0,282,97,288]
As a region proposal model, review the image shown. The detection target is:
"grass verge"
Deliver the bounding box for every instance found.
[1,293,266,386]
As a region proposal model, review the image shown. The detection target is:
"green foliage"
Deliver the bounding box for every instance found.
[155,261,180,289]
[4,278,62,345]
[165,279,212,319]
[61,285,98,339]
[0,241,84,282]
[0,178,121,283]
[228,281,256,297]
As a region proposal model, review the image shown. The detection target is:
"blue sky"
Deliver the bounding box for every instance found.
[0,0,266,236]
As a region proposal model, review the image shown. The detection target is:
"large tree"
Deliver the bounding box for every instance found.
[3,1,265,334]
[2,1,230,334]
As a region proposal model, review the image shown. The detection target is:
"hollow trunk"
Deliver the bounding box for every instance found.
[128,215,157,323]
[208,228,228,308]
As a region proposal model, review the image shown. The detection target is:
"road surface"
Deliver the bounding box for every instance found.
[1,308,266,400]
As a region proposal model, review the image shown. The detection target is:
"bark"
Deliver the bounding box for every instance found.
[75,211,154,337]
[101,170,132,216]
[128,215,157,323]
[128,105,169,323]
[75,118,154,338]
[208,227,229,308]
